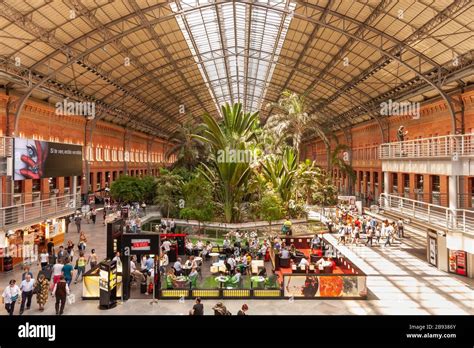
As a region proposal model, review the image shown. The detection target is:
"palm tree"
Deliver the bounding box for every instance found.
[194,103,259,223]
[165,123,206,170]
[265,90,327,155]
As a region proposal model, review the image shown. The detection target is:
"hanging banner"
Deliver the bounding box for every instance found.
[14,138,82,180]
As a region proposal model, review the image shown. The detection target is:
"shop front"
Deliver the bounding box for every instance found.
[0,217,67,272]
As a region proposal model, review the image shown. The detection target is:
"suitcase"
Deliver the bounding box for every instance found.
[140,282,147,294]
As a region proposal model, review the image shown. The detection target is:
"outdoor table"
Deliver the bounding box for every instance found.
[173,276,189,289]
[194,257,203,264]
[215,275,229,288]
[209,252,220,263]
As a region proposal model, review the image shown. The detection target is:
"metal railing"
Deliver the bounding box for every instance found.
[0,136,13,157]
[379,193,474,235]
[0,193,81,228]
[379,133,474,159]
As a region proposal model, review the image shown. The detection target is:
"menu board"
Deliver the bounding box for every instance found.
[99,269,108,291]
[283,275,367,298]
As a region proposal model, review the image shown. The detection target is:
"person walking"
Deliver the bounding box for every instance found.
[103,208,107,225]
[189,297,204,315]
[34,274,49,312]
[66,240,75,259]
[21,266,34,281]
[19,273,35,315]
[2,280,20,315]
[365,225,373,247]
[74,214,82,233]
[51,259,64,292]
[52,275,69,315]
[78,231,87,252]
[74,252,87,284]
[47,239,55,264]
[62,258,74,286]
[91,207,97,224]
[397,218,404,239]
[38,248,49,270]
[382,220,391,247]
[237,304,248,315]
[57,246,67,264]
[88,249,98,269]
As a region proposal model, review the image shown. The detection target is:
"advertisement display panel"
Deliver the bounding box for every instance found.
[283,275,367,298]
[14,138,82,180]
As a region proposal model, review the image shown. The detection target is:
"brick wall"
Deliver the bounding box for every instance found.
[0,92,174,201]
[303,87,474,206]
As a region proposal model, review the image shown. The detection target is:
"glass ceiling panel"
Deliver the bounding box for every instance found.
[170,0,295,114]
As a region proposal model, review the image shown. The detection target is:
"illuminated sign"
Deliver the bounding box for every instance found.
[131,239,151,251]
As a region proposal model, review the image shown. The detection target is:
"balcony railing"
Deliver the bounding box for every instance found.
[0,193,80,229]
[379,133,474,160]
[379,193,474,235]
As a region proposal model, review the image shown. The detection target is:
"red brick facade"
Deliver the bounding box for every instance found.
[302,87,474,208]
[0,92,175,205]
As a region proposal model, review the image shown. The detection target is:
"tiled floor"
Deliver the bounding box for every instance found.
[1,213,472,316]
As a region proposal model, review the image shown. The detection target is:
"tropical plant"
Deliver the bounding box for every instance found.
[165,123,207,170]
[312,176,338,206]
[194,103,259,223]
[294,159,324,204]
[110,176,151,203]
[260,147,298,207]
[179,174,214,231]
[265,90,327,155]
[258,189,286,232]
[154,168,183,218]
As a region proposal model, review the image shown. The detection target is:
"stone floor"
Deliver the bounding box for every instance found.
[0,211,472,316]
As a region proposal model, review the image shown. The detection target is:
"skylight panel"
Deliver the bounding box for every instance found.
[171,0,295,114]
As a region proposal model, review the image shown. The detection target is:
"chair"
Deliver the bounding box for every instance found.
[166,276,173,289]
[189,274,198,289]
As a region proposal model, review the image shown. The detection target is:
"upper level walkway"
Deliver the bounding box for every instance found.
[0,193,80,230]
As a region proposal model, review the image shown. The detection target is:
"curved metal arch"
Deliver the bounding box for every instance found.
[13,0,457,134]
[97,38,392,107]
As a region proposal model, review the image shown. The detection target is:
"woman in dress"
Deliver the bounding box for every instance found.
[34,273,49,312]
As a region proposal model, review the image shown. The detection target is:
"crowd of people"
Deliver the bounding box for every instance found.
[2,220,99,315]
[329,209,405,247]
[189,297,249,316]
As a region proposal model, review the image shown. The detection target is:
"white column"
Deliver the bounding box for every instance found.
[72,176,78,208]
[449,175,458,210]
[449,175,458,229]
[383,171,389,195]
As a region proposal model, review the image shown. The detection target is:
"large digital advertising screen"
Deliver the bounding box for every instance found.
[14,138,83,180]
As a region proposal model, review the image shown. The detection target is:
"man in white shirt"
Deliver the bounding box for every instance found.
[227,255,236,274]
[196,240,204,250]
[173,258,183,276]
[383,221,392,247]
[162,239,171,254]
[19,273,35,314]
